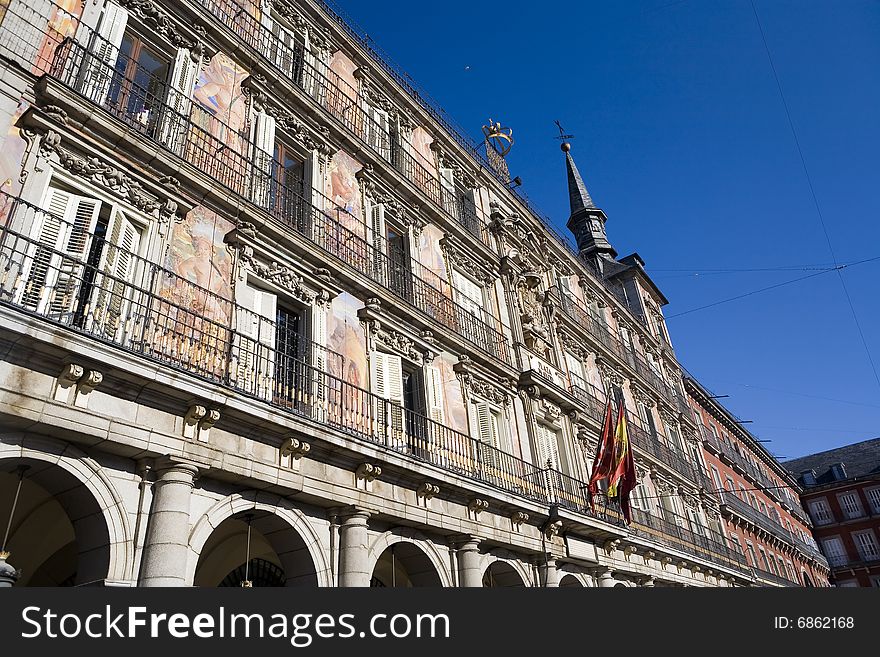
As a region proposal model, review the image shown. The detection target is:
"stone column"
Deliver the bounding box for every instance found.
[596,567,616,588]
[337,507,371,587]
[454,537,483,588]
[139,459,200,587]
[538,554,560,587]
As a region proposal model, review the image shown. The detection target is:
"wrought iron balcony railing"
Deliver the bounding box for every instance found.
[627,421,699,485]
[0,191,536,497]
[0,191,759,578]
[47,35,511,366]
[190,0,493,247]
[629,508,751,576]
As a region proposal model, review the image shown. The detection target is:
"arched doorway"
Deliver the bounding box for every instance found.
[482,561,526,587]
[0,460,112,586]
[370,542,443,587]
[803,572,814,587]
[560,574,584,587]
[193,511,319,587]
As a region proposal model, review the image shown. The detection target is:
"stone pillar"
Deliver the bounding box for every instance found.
[139,459,200,587]
[454,537,483,587]
[538,555,560,587]
[337,507,371,587]
[596,567,616,588]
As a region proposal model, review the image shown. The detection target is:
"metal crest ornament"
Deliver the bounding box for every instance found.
[482,118,514,157]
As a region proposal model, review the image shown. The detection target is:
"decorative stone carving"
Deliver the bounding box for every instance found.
[468,498,489,514]
[595,358,624,387]
[630,384,655,407]
[40,105,67,125]
[510,511,529,527]
[361,318,434,365]
[454,356,512,405]
[440,239,497,284]
[417,483,440,499]
[183,404,220,442]
[118,0,204,58]
[238,245,328,306]
[38,133,180,224]
[356,463,382,482]
[280,437,311,459]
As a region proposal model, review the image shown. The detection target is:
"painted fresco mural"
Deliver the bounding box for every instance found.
[410,126,435,171]
[191,52,250,194]
[324,149,364,239]
[161,205,234,321]
[436,352,467,434]
[31,0,82,75]
[417,223,449,288]
[327,50,358,121]
[327,292,366,388]
[0,101,28,218]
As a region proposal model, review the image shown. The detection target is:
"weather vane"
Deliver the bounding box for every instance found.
[555,120,574,152]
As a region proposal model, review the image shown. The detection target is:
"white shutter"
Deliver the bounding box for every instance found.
[425,365,445,423]
[366,105,390,160]
[565,352,586,388]
[452,269,483,317]
[162,47,199,156]
[535,423,561,471]
[22,189,101,317]
[370,201,386,281]
[371,351,405,445]
[82,2,128,104]
[252,110,276,208]
[234,282,276,401]
[440,167,455,215]
[310,304,328,420]
[473,401,500,477]
[88,208,140,341]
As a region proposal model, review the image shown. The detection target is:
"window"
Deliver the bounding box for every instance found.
[710,466,723,493]
[853,531,879,561]
[757,546,770,572]
[565,352,588,391]
[371,209,411,301]
[267,12,305,85]
[871,576,880,588]
[271,142,306,226]
[725,476,736,493]
[821,537,847,567]
[471,399,509,473]
[107,29,171,132]
[866,487,880,514]
[452,269,484,319]
[837,492,864,519]
[22,186,144,337]
[729,534,743,556]
[745,543,758,568]
[534,422,563,471]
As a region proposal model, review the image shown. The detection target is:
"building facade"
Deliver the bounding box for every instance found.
[686,379,829,586]
[0,0,825,587]
[786,438,880,587]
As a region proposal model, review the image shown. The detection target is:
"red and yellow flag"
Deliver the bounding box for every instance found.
[587,395,616,510]
[607,401,638,523]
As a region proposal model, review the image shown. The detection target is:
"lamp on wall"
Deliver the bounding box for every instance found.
[508,176,522,189]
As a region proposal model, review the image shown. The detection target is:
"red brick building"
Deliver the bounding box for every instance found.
[785,438,880,587]
[686,378,830,586]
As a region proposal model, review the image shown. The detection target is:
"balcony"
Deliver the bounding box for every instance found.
[752,568,799,588]
[0,191,758,579]
[190,0,494,249]
[0,191,534,495]
[629,508,751,576]
[46,35,511,367]
[628,421,699,485]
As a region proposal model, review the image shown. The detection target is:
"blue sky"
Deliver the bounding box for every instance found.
[333,0,880,461]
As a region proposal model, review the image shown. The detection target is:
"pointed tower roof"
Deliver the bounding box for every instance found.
[563,143,596,213]
[562,142,616,262]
